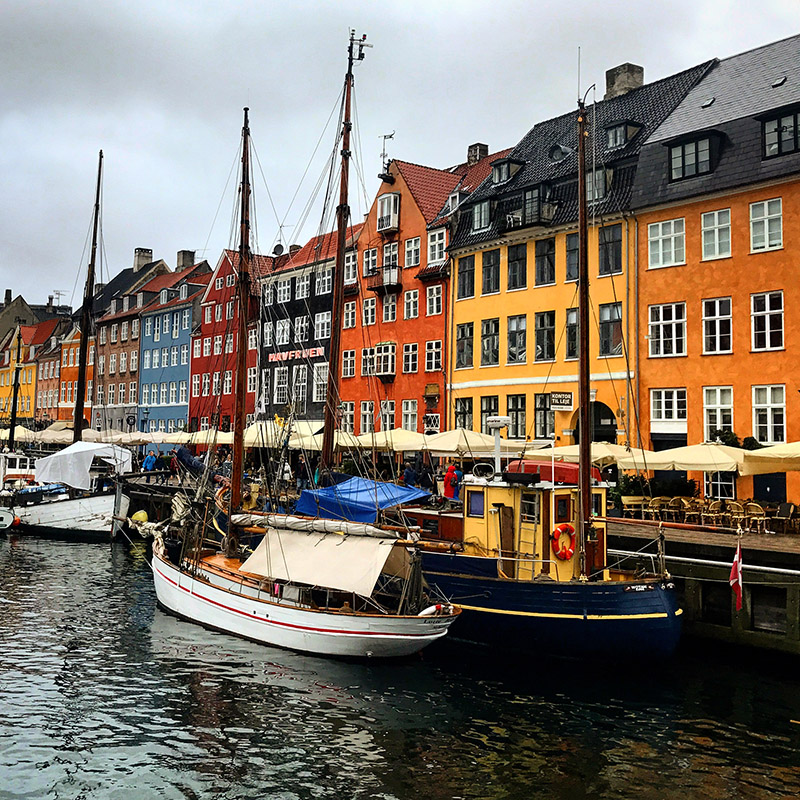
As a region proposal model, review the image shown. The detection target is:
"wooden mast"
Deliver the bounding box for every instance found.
[320,31,369,474]
[73,150,103,444]
[576,100,591,579]
[230,108,252,514]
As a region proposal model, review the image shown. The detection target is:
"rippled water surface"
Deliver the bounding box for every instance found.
[2,536,800,799]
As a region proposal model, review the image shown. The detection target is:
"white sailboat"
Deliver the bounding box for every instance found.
[10,152,131,540]
[151,34,460,658]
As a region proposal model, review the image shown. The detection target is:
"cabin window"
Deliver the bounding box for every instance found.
[555,496,571,523]
[467,491,485,517]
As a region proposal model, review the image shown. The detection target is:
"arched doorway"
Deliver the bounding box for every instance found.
[571,401,617,444]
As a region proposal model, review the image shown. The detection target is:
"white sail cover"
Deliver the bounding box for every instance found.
[239,528,399,597]
[35,442,133,490]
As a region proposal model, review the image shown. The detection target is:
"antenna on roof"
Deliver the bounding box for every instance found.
[52,290,67,305]
[378,131,395,183]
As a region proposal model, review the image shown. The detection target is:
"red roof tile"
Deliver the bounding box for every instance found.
[394,161,461,224]
[276,223,364,273]
[19,318,61,347]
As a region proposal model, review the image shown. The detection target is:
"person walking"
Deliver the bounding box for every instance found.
[142,450,157,484]
[443,463,457,499]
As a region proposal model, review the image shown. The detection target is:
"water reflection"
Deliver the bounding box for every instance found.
[2,535,800,800]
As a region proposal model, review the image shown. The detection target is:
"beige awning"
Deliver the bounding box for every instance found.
[239,527,400,596]
[528,442,658,470]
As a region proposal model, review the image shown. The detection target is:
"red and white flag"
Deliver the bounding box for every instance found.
[730,541,743,611]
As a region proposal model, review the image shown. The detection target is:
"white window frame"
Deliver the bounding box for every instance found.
[426,284,443,316]
[402,343,418,374]
[702,297,732,355]
[428,229,446,264]
[701,209,731,261]
[315,268,333,296]
[472,201,490,231]
[750,198,782,252]
[405,237,420,268]
[312,362,328,403]
[343,301,356,329]
[342,350,356,378]
[404,290,418,320]
[363,248,378,276]
[360,400,375,434]
[648,218,685,268]
[382,294,397,323]
[751,291,784,351]
[314,311,332,340]
[752,384,785,444]
[295,274,310,300]
[704,386,733,441]
[362,297,376,326]
[648,302,686,357]
[425,340,442,372]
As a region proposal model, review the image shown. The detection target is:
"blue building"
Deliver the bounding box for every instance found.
[138,255,210,444]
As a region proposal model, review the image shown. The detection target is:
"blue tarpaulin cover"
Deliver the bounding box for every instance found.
[294,476,429,523]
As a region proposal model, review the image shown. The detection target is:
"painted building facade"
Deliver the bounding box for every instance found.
[189,250,282,432]
[258,226,361,431]
[55,325,95,424]
[446,60,713,452]
[629,34,800,502]
[137,257,211,437]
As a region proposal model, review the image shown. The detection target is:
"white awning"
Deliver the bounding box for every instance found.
[239,528,400,597]
[35,442,133,490]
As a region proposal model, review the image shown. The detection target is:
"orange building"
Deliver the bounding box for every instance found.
[630,35,800,502]
[56,325,95,423]
[339,148,503,435]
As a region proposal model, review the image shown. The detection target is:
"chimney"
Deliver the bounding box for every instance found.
[47,295,54,310]
[604,63,644,100]
[94,282,106,295]
[467,143,489,166]
[133,247,153,272]
[4,289,11,307]
[289,244,302,254]
[176,250,195,270]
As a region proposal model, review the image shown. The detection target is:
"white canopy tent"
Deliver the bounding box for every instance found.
[239,527,400,597]
[35,442,133,490]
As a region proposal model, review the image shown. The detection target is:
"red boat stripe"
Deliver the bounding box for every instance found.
[154,563,440,638]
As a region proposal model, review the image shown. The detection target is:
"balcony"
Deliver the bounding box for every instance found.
[496,190,556,234]
[377,211,398,233]
[367,266,402,295]
[376,193,400,233]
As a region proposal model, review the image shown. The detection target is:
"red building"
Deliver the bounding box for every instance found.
[338,147,505,435]
[55,325,95,423]
[189,249,284,432]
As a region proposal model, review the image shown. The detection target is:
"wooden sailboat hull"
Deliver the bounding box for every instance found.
[152,552,458,658]
[12,492,130,540]
[421,551,682,660]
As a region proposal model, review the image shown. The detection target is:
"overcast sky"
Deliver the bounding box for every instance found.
[1,0,797,307]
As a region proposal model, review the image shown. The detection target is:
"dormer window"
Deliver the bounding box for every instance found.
[160,289,168,304]
[670,138,711,179]
[377,193,400,232]
[137,292,143,307]
[110,299,116,314]
[448,192,463,213]
[472,201,490,231]
[763,109,799,158]
[606,124,627,148]
[122,296,129,312]
[179,284,188,301]
[586,168,607,202]
[492,162,510,184]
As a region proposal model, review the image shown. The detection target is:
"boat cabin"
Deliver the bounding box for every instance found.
[0,453,36,489]
[406,459,608,582]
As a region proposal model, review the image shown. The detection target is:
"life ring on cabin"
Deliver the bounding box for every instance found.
[551,523,575,560]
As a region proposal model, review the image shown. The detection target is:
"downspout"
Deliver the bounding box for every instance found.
[633,214,640,449]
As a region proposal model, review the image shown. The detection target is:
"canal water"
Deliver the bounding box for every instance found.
[2,537,800,800]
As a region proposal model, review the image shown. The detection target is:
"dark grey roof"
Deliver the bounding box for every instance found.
[648,34,800,143]
[450,60,715,251]
[631,35,800,210]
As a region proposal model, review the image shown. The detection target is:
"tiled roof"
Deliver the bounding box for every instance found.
[451,59,715,251]
[223,249,287,280]
[395,161,462,224]
[137,269,181,294]
[276,224,363,273]
[649,34,800,143]
[19,317,61,347]
[429,147,513,228]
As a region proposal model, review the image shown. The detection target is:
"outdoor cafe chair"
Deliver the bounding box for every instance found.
[701,499,725,527]
[770,502,796,534]
[727,500,746,531]
[743,502,766,533]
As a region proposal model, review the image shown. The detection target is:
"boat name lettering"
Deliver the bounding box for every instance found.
[268,347,324,362]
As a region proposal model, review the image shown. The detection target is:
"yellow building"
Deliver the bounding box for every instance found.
[0,319,61,426]
[445,61,712,448]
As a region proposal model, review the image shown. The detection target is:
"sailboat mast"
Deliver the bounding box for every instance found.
[576,100,591,579]
[73,150,103,444]
[321,31,368,473]
[230,108,252,512]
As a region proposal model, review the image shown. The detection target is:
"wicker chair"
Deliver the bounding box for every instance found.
[664,497,685,522]
[743,502,766,533]
[644,497,669,521]
[684,498,704,525]
[701,499,725,527]
[727,500,746,531]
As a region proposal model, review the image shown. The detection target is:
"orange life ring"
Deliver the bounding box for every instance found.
[551,523,575,560]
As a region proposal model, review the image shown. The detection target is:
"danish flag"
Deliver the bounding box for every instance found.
[729,541,743,612]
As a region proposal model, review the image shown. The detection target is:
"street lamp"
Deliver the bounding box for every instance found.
[141,406,150,433]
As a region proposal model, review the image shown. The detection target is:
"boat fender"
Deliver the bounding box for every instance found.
[418,604,451,617]
[12,516,21,527]
[551,523,575,560]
